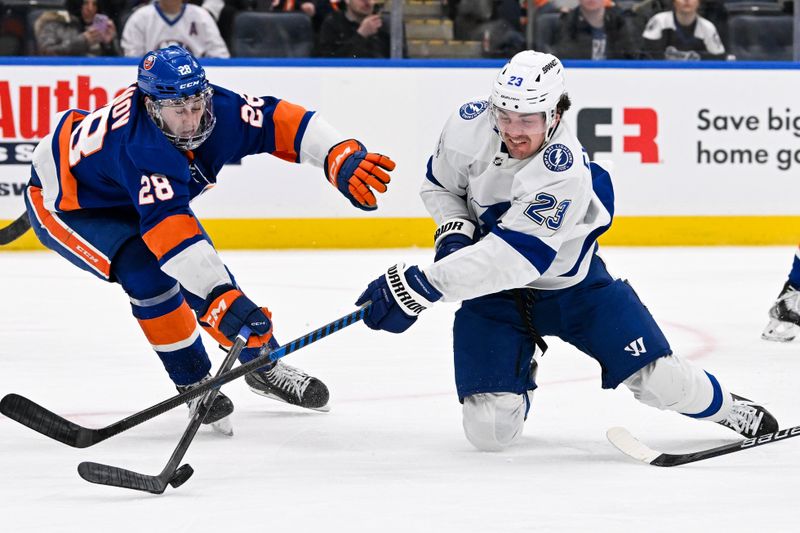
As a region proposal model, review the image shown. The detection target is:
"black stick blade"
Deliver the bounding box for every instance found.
[78,462,167,494]
[0,393,96,448]
[0,212,31,245]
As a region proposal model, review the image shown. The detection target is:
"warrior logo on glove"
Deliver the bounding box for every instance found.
[324,139,396,211]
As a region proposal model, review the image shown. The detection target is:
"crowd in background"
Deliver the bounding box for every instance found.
[0,0,793,60]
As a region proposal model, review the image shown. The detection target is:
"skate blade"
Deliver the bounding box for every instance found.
[210,416,234,436]
[762,319,799,342]
[248,387,330,413]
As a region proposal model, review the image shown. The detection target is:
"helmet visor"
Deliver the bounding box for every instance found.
[490,105,549,135]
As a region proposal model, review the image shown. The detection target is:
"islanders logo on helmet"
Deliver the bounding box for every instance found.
[137,45,209,100]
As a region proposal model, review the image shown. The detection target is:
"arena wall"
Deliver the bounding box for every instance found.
[1,58,797,249]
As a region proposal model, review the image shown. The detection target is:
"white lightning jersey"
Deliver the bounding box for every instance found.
[121,3,230,58]
[420,99,614,302]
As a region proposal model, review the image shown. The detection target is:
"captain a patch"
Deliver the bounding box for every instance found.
[543,144,573,172]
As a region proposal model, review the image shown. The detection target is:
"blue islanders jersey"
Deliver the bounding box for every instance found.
[420,99,615,302]
[28,83,342,298]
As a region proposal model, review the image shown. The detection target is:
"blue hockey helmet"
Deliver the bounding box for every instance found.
[137,45,216,150]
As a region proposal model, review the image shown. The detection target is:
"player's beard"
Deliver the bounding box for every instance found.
[502,132,542,160]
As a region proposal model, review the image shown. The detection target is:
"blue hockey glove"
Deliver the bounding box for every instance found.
[355,263,442,333]
[199,284,273,348]
[324,139,395,211]
[433,218,477,262]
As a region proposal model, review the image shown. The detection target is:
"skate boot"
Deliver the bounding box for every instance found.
[717,394,778,438]
[762,282,800,342]
[245,360,330,412]
[177,375,235,436]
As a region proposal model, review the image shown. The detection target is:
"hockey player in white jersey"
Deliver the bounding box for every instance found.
[356,51,779,451]
[762,245,800,342]
[121,0,230,58]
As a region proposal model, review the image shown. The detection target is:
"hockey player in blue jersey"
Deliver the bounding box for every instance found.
[24,45,396,434]
[763,245,800,342]
[356,50,778,451]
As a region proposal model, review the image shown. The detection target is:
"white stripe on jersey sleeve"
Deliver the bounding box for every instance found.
[32,131,60,211]
[299,114,344,168]
[161,240,232,299]
[698,18,725,55]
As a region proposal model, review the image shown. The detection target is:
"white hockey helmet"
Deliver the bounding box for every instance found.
[490,51,566,143]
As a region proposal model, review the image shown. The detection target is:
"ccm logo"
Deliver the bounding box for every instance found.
[179,80,200,89]
[577,108,659,163]
[206,300,227,328]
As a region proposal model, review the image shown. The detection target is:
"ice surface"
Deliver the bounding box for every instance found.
[1,247,798,532]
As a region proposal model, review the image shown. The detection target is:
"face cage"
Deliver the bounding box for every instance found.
[145,87,216,151]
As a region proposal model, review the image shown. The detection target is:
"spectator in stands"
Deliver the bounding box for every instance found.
[1,11,26,55]
[314,0,393,58]
[552,0,636,59]
[121,0,230,57]
[270,0,318,18]
[641,0,725,60]
[35,0,120,56]
[270,0,332,33]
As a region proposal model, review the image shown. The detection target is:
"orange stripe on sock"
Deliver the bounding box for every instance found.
[57,111,85,211]
[138,301,198,346]
[28,186,111,278]
[142,214,202,260]
[272,100,307,163]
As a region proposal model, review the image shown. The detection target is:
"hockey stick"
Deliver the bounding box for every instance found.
[78,326,251,493]
[0,304,369,449]
[607,425,800,467]
[0,212,31,245]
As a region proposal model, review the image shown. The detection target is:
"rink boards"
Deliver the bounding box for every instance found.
[0,58,798,249]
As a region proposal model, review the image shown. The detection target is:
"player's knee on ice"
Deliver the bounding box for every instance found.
[462,392,528,451]
[623,355,731,421]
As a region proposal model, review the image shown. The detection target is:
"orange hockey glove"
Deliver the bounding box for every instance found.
[324,139,395,211]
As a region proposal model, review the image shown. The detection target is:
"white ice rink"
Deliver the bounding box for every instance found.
[1,246,798,532]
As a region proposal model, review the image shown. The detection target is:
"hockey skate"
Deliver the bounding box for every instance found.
[717,394,778,438]
[245,360,330,412]
[762,282,800,342]
[177,375,235,436]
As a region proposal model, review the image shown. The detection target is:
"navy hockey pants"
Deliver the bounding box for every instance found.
[453,254,671,401]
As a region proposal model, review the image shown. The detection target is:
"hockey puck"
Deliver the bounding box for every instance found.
[168,464,194,488]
